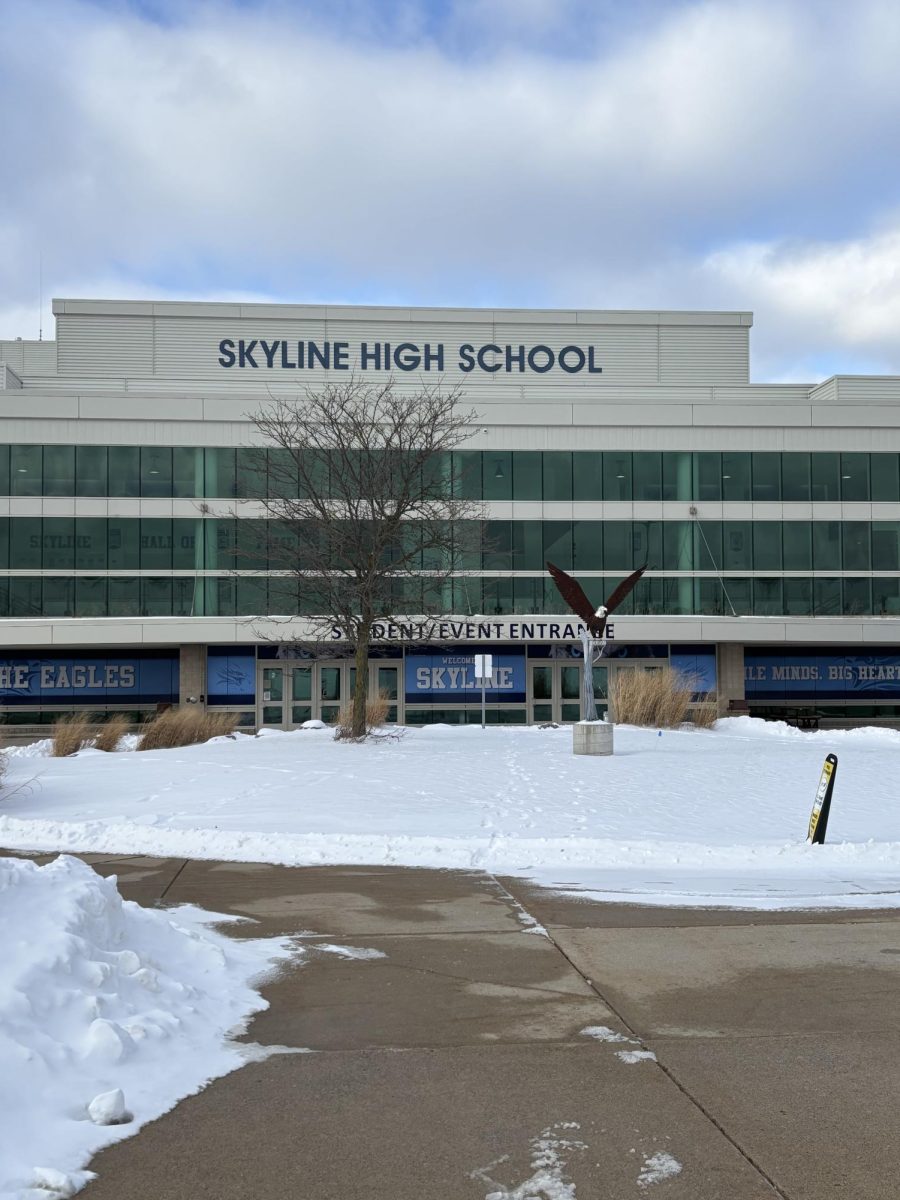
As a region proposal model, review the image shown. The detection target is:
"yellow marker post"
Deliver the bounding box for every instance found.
[808,753,838,844]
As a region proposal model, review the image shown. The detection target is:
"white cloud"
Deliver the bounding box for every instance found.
[2,0,900,380]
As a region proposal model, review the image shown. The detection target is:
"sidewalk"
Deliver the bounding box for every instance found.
[17,852,900,1198]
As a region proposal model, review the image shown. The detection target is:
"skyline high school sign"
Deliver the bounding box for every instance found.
[217,339,603,375]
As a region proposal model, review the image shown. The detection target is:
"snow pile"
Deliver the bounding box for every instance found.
[0,855,293,1200]
[637,1151,682,1188]
[1,719,899,908]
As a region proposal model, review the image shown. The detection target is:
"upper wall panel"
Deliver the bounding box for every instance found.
[48,302,752,388]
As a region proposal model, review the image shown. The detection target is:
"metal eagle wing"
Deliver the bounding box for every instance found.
[546,561,596,624]
[603,564,648,614]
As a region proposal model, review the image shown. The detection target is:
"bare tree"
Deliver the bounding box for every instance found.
[247,378,483,739]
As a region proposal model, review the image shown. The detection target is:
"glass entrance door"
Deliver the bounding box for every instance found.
[257,659,402,728]
[528,661,608,724]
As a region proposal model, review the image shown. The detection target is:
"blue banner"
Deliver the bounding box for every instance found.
[405,652,526,703]
[0,655,178,704]
[745,652,900,699]
[207,648,256,705]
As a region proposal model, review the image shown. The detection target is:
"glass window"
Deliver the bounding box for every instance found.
[10,446,42,496]
[632,521,662,567]
[173,447,203,498]
[512,521,543,570]
[811,453,840,501]
[108,446,140,496]
[871,455,900,503]
[74,516,108,571]
[752,523,782,570]
[43,445,75,496]
[781,453,810,502]
[75,577,106,617]
[872,522,900,571]
[662,452,692,501]
[514,577,541,611]
[812,522,841,570]
[693,520,722,571]
[172,520,201,570]
[573,452,603,501]
[602,452,631,500]
[602,523,630,570]
[483,520,512,570]
[813,577,841,615]
[75,446,107,496]
[141,519,173,570]
[140,447,172,497]
[42,517,75,569]
[482,452,512,501]
[8,577,42,617]
[512,452,541,500]
[782,522,812,570]
[172,578,198,617]
[0,445,9,495]
[660,577,694,614]
[205,447,236,498]
[543,522,573,569]
[753,578,783,615]
[236,576,267,616]
[10,517,42,569]
[43,576,75,616]
[142,577,173,616]
[235,448,267,499]
[542,452,572,501]
[840,453,870,502]
[783,578,812,616]
[842,522,871,571]
[0,517,8,569]
[454,576,481,614]
[751,453,780,501]
[235,519,268,571]
[483,578,514,614]
[694,453,721,501]
[721,452,751,501]
[632,452,662,501]
[208,577,236,617]
[695,578,731,615]
[572,521,602,570]
[108,517,140,570]
[722,521,752,570]
[663,522,692,570]
[873,577,900,616]
[843,577,871,614]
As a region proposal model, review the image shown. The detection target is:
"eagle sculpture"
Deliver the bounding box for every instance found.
[546,561,648,636]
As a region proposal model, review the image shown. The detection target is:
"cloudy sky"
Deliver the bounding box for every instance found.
[2,0,900,380]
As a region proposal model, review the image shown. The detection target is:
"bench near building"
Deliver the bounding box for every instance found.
[0,297,899,734]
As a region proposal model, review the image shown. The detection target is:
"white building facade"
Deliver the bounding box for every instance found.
[0,297,899,733]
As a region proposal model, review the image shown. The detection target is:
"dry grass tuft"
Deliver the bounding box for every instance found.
[93,714,131,752]
[52,712,94,757]
[688,696,719,729]
[138,707,239,751]
[609,668,690,728]
[333,691,392,741]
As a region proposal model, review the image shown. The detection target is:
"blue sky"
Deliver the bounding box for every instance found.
[2,0,900,380]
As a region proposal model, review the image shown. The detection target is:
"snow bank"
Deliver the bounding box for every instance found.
[0,855,293,1200]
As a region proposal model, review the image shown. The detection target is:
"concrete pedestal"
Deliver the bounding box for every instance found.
[573,721,614,756]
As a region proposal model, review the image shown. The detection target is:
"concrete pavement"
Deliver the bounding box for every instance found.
[9,852,900,1198]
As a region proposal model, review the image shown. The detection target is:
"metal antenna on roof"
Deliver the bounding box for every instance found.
[38,253,43,341]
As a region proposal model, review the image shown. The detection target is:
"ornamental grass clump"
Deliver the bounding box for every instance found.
[51,713,94,757]
[333,691,392,741]
[138,708,238,751]
[609,668,696,729]
[93,714,131,752]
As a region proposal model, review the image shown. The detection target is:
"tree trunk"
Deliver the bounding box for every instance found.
[351,620,371,739]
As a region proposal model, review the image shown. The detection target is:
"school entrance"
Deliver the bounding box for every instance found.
[257,659,402,729]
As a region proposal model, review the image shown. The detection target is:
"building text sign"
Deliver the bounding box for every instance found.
[218,339,602,375]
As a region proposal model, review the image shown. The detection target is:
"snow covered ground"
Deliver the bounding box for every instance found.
[0,854,295,1200]
[1,717,899,909]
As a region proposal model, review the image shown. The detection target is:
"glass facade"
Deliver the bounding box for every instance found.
[1,445,900,501]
